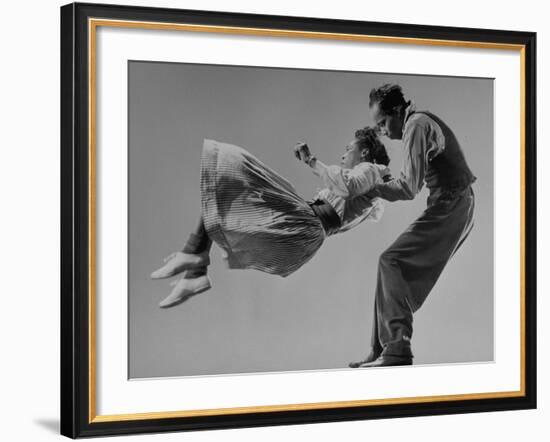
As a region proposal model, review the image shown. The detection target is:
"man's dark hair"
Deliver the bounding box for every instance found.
[355,126,390,166]
[369,83,409,115]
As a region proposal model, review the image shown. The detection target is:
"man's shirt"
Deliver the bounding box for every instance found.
[374,102,446,202]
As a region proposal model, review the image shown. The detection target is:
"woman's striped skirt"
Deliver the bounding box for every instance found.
[200,139,326,277]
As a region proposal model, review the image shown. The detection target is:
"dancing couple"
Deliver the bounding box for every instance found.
[150,84,476,368]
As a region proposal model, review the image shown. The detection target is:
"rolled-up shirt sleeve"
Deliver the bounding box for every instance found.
[311,161,388,198]
[373,123,428,202]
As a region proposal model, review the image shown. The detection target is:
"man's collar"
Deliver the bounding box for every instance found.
[403,101,416,124]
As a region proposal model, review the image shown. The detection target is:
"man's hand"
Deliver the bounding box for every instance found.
[294,142,312,164]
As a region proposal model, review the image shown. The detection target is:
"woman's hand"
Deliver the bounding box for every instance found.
[294,142,313,164]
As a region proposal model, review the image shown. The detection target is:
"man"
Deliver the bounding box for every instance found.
[349,84,476,368]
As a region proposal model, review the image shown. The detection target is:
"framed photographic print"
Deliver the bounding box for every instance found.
[60,2,536,438]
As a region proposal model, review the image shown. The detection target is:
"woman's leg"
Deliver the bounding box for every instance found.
[150,216,211,279]
[157,217,213,308]
[182,217,212,254]
[181,217,212,278]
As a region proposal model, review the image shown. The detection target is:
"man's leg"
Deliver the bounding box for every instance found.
[358,188,475,366]
[373,247,415,359]
[348,297,384,367]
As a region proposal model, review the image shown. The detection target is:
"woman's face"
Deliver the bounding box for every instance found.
[341,139,367,169]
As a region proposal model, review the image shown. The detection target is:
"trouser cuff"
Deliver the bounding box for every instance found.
[381,340,414,358]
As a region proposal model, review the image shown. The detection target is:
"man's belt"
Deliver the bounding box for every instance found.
[309,199,342,236]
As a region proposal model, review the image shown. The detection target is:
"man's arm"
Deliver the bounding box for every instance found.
[371,123,427,202]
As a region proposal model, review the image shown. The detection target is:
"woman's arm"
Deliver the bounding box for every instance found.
[312,160,384,198]
[294,143,387,198]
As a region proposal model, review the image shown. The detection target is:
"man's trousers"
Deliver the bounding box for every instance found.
[371,186,475,358]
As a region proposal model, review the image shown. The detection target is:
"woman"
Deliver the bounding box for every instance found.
[151,127,391,308]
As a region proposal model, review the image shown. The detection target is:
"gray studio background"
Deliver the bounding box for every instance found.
[128,61,493,378]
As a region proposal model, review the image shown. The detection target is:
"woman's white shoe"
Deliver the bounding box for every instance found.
[150,251,210,279]
[158,275,212,308]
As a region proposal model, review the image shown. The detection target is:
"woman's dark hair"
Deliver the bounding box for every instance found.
[369,83,409,116]
[355,126,390,166]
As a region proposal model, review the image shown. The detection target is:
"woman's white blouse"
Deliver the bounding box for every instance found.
[311,161,390,233]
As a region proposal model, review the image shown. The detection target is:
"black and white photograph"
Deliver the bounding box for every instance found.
[129,62,493,378]
[54,2,537,439]
[2,0,546,438]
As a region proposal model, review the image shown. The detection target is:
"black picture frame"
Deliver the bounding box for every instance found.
[60,2,537,438]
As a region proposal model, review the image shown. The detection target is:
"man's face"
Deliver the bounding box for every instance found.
[370,101,404,140]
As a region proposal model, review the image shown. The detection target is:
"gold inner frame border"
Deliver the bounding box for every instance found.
[87,17,527,424]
